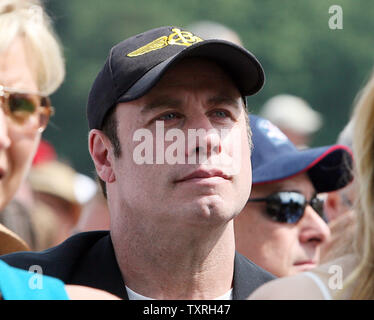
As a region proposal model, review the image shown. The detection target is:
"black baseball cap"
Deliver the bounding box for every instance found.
[87,26,265,130]
[250,115,354,193]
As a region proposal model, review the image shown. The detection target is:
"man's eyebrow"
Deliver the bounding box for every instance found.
[141,97,182,114]
[207,95,241,109]
[140,94,242,114]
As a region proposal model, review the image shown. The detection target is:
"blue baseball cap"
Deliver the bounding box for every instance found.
[250,115,353,193]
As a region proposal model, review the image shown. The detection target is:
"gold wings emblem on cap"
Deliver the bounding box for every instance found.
[127,28,203,57]
[127,36,169,57]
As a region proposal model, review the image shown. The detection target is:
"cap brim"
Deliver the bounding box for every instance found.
[0,223,30,255]
[117,39,264,103]
[252,145,353,193]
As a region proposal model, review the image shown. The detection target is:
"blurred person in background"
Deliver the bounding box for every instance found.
[186,20,243,46]
[259,94,323,149]
[321,119,356,264]
[234,115,353,277]
[324,120,355,222]
[74,184,110,233]
[28,155,97,247]
[249,68,374,300]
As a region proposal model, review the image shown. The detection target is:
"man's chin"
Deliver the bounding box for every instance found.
[176,198,237,225]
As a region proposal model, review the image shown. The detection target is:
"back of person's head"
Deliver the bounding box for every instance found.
[320,117,357,264]
[259,94,323,147]
[29,160,97,237]
[185,20,243,46]
[343,68,374,299]
[323,118,356,221]
[0,0,65,95]
[74,186,110,233]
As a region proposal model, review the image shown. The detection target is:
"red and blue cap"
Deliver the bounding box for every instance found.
[250,115,354,193]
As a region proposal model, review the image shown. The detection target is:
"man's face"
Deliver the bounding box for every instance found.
[107,58,252,232]
[234,172,330,277]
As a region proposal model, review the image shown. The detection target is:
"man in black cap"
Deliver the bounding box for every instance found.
[235,115,353,278]
[1,26,274,299]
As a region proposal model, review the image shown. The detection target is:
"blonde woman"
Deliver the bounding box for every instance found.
[0,0,118,299]
[249,69,374,300]
[0,0,65,254]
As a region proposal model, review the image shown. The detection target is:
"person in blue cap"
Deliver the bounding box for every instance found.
[234,115,353,278]
[249,68,374,300]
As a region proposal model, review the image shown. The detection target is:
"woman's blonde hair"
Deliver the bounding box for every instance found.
[0,0,65,95]
[341,69,374,299]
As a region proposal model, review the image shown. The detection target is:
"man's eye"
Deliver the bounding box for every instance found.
[215,110,228,117]
[158,112,179,121]
[211,110,231,119]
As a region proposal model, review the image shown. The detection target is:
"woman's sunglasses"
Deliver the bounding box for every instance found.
[0,85,54,132]
[247,191,325,224]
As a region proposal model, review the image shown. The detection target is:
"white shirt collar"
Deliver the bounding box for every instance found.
[126,286,233,300]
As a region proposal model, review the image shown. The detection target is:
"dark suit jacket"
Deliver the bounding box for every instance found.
[0,231,275,299]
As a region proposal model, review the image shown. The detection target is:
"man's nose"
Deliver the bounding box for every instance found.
[298,205,331,246]
[0,110,11,150]
[185,116,222,161]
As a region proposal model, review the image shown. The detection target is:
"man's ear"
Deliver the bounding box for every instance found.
[324,191,340,222]
[88,129,116,183]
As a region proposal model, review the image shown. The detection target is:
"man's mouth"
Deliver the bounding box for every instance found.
[175,169,232,183]
[293,260,317,270]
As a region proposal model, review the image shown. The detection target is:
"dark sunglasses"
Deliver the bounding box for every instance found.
[247,191,325,224]
[0,85,54,132]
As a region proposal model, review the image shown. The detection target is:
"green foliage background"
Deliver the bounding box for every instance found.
[42,0,374,177]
